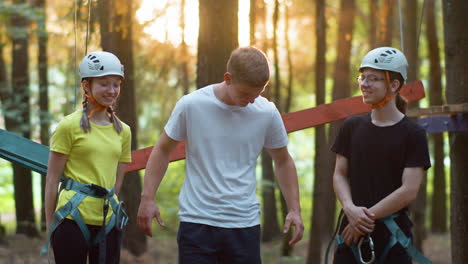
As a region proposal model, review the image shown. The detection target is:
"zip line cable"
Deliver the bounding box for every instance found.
[398,0,426,54]
[73,0,78,110]
[85,0,92,56]
[73,0,93,110]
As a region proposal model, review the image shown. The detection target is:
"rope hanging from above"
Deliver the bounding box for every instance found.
[73,0,93,110]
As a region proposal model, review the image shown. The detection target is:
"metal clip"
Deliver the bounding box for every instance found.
[116,201,129,231]
[357,235,375,264]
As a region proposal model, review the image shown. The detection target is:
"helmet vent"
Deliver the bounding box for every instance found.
[100,66,104,70]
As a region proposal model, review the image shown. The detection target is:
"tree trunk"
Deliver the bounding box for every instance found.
[328,0,355,239]
[10,0,38,238]
[284,3,293,114]
[442,0,468,263]
[249,0,257,46]
[402,0,427,253]
[261,150,280,242]
[179,0,190,95]
[197,0,238,88]
[98,0,146,256]
[426,0,446,234]
[280,2,295,256]
[368,0,378,48]
[403,0,418,82]
[33,0,50,232]
[378,0,394,46]
[272,0,281,109]
[306,0,327,263]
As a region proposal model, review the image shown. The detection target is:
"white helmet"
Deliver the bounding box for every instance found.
[79,51,124,81]
[359,47,408,81]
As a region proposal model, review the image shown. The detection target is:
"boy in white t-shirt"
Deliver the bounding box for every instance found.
[137,46,304,263]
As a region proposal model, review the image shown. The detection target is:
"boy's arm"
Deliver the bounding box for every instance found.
[368,167,424,219]
[266,146,304,246]
[333,154,375,236]
[137,131,180,237]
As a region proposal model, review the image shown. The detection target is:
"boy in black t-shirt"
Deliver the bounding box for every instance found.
[331,47,431,263]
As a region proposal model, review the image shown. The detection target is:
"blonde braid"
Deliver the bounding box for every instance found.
[107,106,123,134]
[80,96,92,133]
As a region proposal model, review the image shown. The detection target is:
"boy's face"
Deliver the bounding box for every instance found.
[358,68,388,105]
[229,82,266,107]
[224,72,267,107]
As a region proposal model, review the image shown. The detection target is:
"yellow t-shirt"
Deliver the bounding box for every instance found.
[51,110,132,226]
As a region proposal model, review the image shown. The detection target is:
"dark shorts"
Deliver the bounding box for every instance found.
[51,218,122,264]
[177,221,261,264]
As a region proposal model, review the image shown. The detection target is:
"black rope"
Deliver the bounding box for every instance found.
[85,0,92,56]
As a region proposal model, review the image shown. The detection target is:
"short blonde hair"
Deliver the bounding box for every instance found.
[227,46,270,87]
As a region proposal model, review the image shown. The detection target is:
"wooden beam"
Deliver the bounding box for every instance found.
[418,113,468,134]
[407,103,468,117]
[125,80,425,172]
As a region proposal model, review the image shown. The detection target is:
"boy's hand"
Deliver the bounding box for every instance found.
[283,210,304,246]
[137,198,165,237]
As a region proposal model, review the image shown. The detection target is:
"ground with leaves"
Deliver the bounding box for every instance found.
[0,233,451,264]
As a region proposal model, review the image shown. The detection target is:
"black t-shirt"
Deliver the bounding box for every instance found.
[332,113,431,256]
[332,113,431,210]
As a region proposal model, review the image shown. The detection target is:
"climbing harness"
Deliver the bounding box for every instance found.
[40,176,129,263]
[378,214,432,264]
[324,210,433,264]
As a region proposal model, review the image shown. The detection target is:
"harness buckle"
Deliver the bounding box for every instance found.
[357,235,375,264]
[89,184,109,197]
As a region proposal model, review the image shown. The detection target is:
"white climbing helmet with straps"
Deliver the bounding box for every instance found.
[79,51,124,81]
[359,47,408,82]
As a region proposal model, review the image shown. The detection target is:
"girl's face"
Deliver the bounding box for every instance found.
[86,75,122,106]
[358,68,389,105]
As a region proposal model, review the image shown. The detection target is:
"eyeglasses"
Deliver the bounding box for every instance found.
[357,75,385,85]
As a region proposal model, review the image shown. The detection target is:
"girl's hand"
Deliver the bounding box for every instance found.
[343,205,375,235]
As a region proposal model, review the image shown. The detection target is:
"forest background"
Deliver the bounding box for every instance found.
[0,0,466,263]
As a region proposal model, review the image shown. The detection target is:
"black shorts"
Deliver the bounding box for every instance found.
[177,221,261,264]
[51,218,122,264]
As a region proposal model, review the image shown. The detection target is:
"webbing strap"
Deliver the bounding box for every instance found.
[40,177,122,264]
[325,211,433,264]
[381,215,433,264]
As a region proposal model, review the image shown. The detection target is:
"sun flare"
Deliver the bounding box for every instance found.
[136,0,250,47]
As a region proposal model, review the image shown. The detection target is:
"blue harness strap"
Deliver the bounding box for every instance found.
[379,214,432,264]
[40,177,129,264]
[326,211,433,264]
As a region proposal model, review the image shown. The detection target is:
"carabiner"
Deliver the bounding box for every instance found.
[357,235,375,264]
[116,201,129,230]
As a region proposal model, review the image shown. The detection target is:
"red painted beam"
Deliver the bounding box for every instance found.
[126,80,425,173]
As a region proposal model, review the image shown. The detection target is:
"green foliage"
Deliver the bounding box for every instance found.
[0,160,14,215]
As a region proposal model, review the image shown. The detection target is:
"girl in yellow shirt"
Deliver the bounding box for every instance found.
[44,51,131,264]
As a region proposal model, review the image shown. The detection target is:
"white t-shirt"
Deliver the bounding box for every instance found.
[164,85,288,228]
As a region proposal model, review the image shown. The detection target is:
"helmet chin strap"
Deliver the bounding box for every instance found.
[83,88,108,119]
[371,71,397,109]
